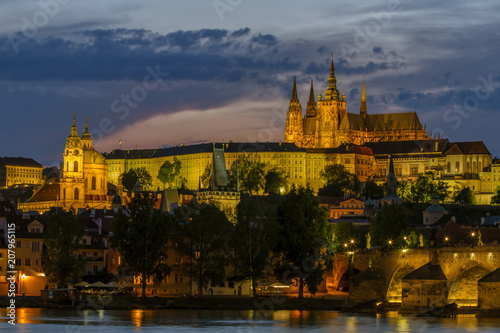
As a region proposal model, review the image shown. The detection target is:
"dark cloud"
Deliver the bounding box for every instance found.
[373,46,383,54]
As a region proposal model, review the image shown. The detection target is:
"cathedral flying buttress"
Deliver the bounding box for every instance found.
[285,56,428,149]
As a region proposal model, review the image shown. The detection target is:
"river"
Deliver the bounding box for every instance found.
[1,308,500,332]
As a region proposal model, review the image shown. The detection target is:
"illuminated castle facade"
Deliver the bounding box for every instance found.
[286,57,428,148]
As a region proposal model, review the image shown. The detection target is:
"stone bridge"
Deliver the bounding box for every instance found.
[326,245,500,306]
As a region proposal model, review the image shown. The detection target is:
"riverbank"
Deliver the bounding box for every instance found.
[0,295,345,311]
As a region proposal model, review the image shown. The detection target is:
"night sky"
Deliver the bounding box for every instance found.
[1,0,499,166]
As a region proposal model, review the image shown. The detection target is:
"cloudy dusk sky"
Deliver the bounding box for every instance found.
[1,0,499,165]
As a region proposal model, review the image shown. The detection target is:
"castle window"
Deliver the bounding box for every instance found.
[74,161,79,172]
[74,188,79,200]
[455,161,460,173]
[466,161,471,173]
[92,177,96,190]
[473,161,477,173]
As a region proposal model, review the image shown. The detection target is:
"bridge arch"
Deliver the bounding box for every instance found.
[447,261,491,307]
[385,264,415,303]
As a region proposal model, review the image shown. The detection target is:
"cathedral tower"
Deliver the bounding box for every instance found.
[316,56,347,148]
[285,77,304,145]
[360,79,367,118]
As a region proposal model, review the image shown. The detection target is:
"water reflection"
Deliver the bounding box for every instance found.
[1,308,500,332]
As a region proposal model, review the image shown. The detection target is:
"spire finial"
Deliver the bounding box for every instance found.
[360,79,367,117]
[73,114,76,126]
[306,79,317,117]
[291,76,298,102]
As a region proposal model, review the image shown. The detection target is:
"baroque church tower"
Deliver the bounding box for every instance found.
[285,55,428,148]
[59,116,108,209]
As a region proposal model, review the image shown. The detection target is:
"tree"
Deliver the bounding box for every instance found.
[233,195,278,297]
[111,193,171,298]
[41,210,85,288]
[275,186,334,298]
[121,167,153,192]
[264,168,288,195]
[331,221,359,251]
[454,186,475,204]
[492,186,500,205]
[397,173,450,203]
[237,154,266,195]
[370,203,409,247]
[319,164,360,196]
[173,202,233,296]
[361,178,385,199]
[157,158,182,189]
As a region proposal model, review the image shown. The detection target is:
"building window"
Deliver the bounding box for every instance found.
[455,161,460,173]
[447,162,451,173]
[410,166,418,176]
[74,161,79,172]
[92,177,96,190]
[175,274,179,283]
[15,259,21,266]
[25,259,30,266]
[16,241,22,248]
[31,242,40,252]
[467,161,471,173]
[74,188,79,200]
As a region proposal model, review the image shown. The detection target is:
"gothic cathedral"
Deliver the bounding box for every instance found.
[285,57,429,148]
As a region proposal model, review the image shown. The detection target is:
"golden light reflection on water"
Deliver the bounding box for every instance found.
[131,309,144,327]
[2,308,500,331]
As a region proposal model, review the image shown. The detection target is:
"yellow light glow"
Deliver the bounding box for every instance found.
[21,274,26,279]
[402,249,407,253]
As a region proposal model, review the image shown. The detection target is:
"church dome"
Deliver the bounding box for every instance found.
[112,193,123,205]
[83,149,106,165]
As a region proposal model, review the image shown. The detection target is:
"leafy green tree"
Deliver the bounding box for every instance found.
[157,158,182,189]
[237,154,266,195]
[361,178,385,199]
[492,186,500,205]
[173,202,233,297]
[41,210,85,288]
[264,168,288,195]
[275,186,334,297]
[370,203,409,247]
[121,167,153,192]
[111,193,171,298]
[233,195,278,297]
[319,164,360,196]
[397,173,450,203]
[331,221,359,251]
[454,186,475,204]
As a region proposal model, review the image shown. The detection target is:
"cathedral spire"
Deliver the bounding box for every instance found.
[291,76,299,102]
[306,79,317,117]
[308,79,315,102]
[360,78,367,118]
[324,54,340,101]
